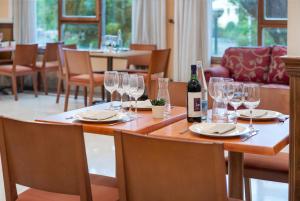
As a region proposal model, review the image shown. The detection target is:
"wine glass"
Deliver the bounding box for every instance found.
[128,74,138,116]
[243,83,260,133]
[0,32,3,43]
[117,72,129,112]
[208,77,224,100]
[229,82,244,124]
[104,71,119,110]
[208,77,225,121]
[132,75,145,115]
[222,79,234,120]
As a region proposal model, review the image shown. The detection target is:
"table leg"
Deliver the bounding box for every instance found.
[228,151,244,199]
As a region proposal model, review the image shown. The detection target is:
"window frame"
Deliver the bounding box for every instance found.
[58,0,102,48]
[212,0,287,61]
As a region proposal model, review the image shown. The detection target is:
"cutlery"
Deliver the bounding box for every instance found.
[108,117,138,126]
[241,129,259,142]
[278,115,289,123]
[179,128,190,135]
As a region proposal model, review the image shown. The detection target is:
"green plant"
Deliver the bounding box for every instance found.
[151,99,166,106]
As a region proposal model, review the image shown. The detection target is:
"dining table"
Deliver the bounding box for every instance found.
[35,102,187,135]
[89,49,151,72]
[0,46,15,53]
[148,118,289,200]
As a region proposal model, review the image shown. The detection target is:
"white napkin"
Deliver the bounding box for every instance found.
[239,110,268,118]
[78,110,117,120]
[123,100,152,108]
[201,124,236,135]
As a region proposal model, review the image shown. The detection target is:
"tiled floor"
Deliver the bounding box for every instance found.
[0,92,288,201]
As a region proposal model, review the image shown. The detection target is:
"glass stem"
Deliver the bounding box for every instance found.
[135,98,138,114]
[120,94,123,112]
[111,93,113,109]
[250,109,253,132]
[234,108,238,124]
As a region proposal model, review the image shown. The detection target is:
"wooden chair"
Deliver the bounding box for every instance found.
[127,43,157,69]
[64,49,104,111]
[0,44,38,100]
[56,44,77,104]
[139,49,170,95]
[115,131,241,201]
[36,42,62,95]
[0,116,119,201]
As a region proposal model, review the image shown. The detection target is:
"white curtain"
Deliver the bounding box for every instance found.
[173,0,212,82]
[132,0,166,48]
[13,0,37,44]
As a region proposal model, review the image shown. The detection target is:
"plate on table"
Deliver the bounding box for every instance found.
[237,109,281,121]
[189,123,250,138]
[122,100,153,111]
[74,110,124,123]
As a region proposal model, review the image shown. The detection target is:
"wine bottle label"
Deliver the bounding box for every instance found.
[188,92,201,117]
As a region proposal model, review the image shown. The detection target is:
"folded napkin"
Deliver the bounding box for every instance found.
[78,110,117,120]
[239,110,268,118]
[201,124,236,135]
[123,100,152,108]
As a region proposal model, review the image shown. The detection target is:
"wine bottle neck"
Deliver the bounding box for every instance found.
[191,72,198,80]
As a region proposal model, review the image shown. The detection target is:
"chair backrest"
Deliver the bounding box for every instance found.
[0,117,92,201]
[64,49,93,78]
[127,44,157,67]
[13,44,38,68]
[43,42,63,63]
[149,49,171,76]
[57,44,77,76]
[115,132,228,201]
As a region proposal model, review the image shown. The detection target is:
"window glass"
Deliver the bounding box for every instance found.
[265,0,287,19]
[212,0,258,56]
[62,0,97,17]
[263,28,287,46]
[102,0,132,47]
[61,24,99,49]
[36,0,58,46]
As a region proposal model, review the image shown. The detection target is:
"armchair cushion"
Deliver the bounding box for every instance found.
[268,45,289,85]
[221,47,271,83]
[204,66,230,81]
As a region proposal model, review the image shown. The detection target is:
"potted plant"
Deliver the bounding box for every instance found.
[151,99,166,119]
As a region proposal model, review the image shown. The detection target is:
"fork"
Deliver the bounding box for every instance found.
[241,129,259,142]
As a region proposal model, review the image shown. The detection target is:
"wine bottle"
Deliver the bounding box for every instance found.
[197,60,208,121]
[187,65,202,123]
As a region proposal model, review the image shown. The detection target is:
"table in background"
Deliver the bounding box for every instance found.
[90,50,151,72]
[36,102,187,135]
[148,119,289,200]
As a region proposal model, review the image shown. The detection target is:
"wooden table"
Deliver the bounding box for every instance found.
[89,50,151,71]
[148,119,289,199]
[0,46,15,53]
[36,102,187,135]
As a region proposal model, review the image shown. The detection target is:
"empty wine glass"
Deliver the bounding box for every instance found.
[132,75,145,115]
[117,72,129,112]
[229,82,244,124]
[104,71,119,110]
[128,74,138,116]
[208,77,225,121]
[243,83,260,133]
[208,77,224,100]
[222,79,234,120]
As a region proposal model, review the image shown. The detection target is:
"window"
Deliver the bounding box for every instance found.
[102,0,132,47]
[212,0,287,57]
[58,0,101,49]
[36,0,58,46]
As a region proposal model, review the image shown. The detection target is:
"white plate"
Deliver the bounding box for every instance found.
[75,111,125,123]
[189,123,250,138]
[237,109,281,120]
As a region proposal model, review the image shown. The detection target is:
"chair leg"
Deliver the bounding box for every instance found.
[32,73,38,97]
[64,84,71,112]
[84,87,87,107]
[89,86,94,106]
[41,70,48,95]
[56,78,62,104]
[244,177,252,201]
[11,76,18,101]
[75,86,79,99]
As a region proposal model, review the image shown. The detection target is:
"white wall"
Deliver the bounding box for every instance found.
[288,0,300,56]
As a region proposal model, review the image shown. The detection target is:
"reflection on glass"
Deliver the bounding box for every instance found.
[211,0,258,56]
[263,28,287,46]
[63,0,96,17]
[264,0,287,19]
[61,24,99,49]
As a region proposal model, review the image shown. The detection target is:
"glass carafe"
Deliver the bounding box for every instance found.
[157,78,171,117]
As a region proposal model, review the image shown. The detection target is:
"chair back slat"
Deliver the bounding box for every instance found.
[64,49,93,76]
[149,49,171,76]
[13,44,38,68]
[0,117,92,201]
[115,132,228,201]
[127,44,157,67]
[57,44,77,76]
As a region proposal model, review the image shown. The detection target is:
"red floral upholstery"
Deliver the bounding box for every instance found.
[221,47,272,83]
[268,46,288,85]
